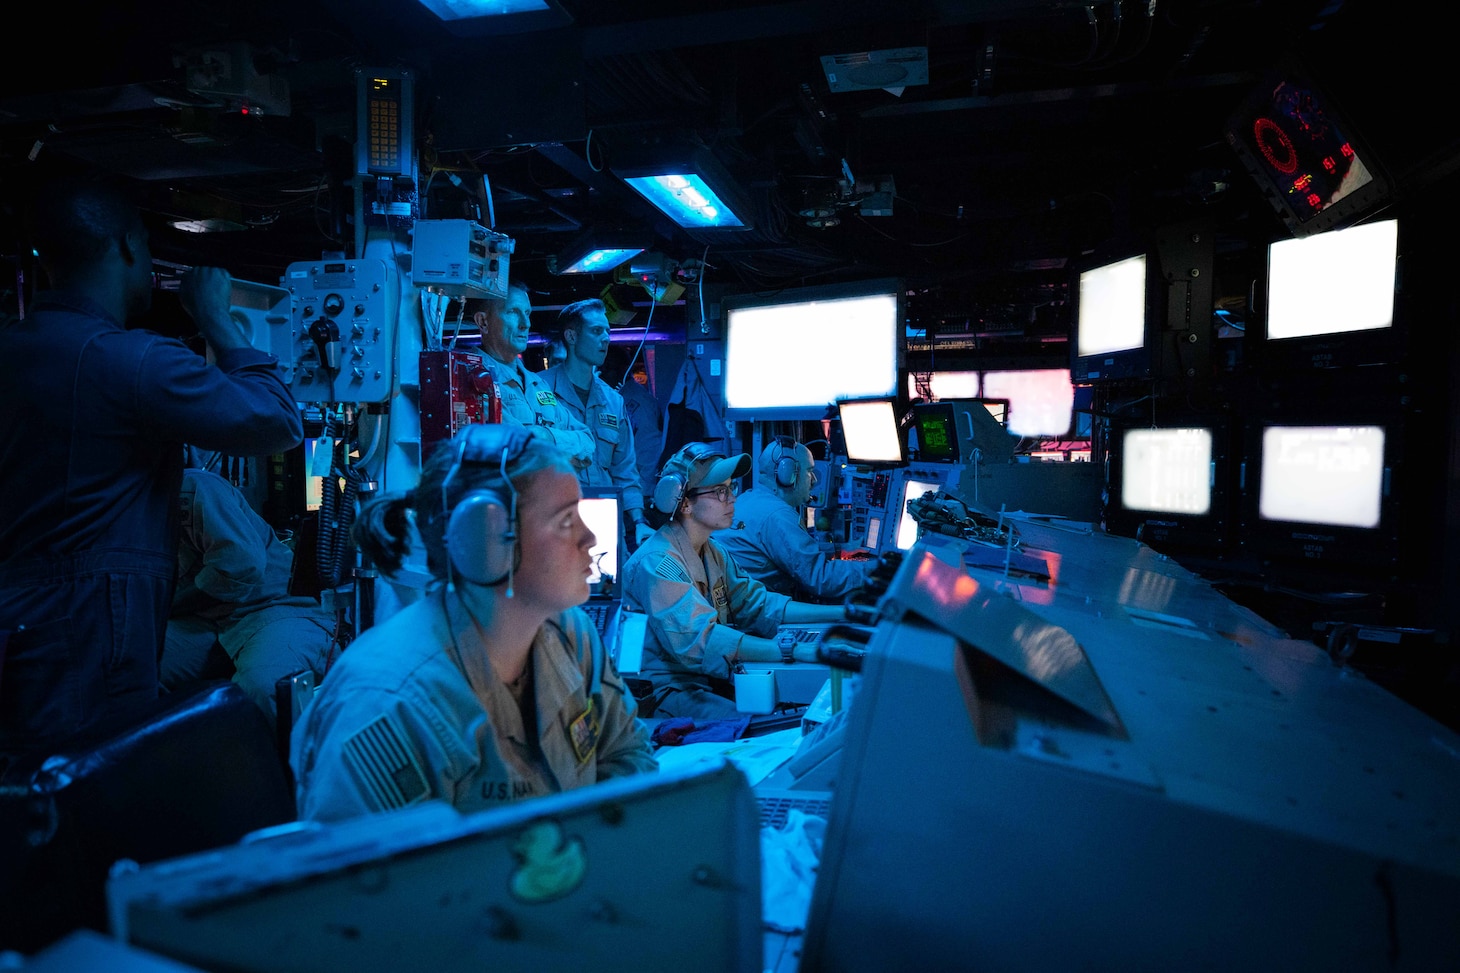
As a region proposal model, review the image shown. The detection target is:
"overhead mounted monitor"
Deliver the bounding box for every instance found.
[723,279,902,422]
[1070,251,1153,385]
[1224,63,1391,238]
[1255,217,1403,371]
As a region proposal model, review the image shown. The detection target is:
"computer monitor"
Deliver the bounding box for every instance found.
[909,402,960,464]
[1223,61,1392,239]
[837,396,907,467]
[722,278,903,421]
[981,369,1076,438]
[1238,417,1398,570]
[1105,420,1233,554]
[907,369,979,402]
[1254,217,1402,371]
[1070,251,1154,385]
[888,472,944,553]
[1070,221,1214,391]
[578,487,623,587]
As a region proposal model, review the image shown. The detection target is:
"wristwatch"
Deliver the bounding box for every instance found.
[777,632,797,665]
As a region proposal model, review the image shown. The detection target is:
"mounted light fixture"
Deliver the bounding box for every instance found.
[612,145,752,231]
[549,229,649,275]
[411,0,571,36]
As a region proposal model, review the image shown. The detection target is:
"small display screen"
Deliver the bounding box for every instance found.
[914,405,959,463]
[1226,71,1384,234]
[894,479,941,551]
[578,492,622,585]
[1120,427,1213,516]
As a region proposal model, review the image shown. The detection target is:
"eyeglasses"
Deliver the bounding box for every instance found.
[688,483,738,503]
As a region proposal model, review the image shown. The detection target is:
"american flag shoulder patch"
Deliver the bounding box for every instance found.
[652,553,693,584]
[342,714,431,812]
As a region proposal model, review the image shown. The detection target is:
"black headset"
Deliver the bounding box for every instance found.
[771,434,802,488]
[442,424,533,589]
[653,441,724,515]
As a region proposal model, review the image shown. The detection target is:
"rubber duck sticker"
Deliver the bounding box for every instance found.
[508,820,588,903]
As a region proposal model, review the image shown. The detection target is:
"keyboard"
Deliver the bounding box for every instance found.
[757,792,832,830]
[777,626,824,648]
[581,601,619,639]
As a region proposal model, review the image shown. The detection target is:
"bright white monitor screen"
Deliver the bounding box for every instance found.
[1266,219,1398,340]
[1258,425,1385,529]
[894,478,941,551]
[908,370,979,401]
[723,288,899,420]
[1076,254,1146,357]
[910,369,1074,438]
[982,369,1076,438]
[578,494,621,585]
[1120,427,1213,515]
[839,399,904,464]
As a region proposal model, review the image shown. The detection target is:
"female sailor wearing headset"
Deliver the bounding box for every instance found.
[621,441,846,722]
[291,424,656,823]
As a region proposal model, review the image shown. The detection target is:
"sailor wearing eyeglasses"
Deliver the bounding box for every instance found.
[620,442,845,720]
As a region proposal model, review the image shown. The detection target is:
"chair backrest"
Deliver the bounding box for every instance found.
[0,681,296,954]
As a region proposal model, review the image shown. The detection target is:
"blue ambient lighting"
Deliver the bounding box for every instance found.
[623,173,746,229]
[561,247,645,274]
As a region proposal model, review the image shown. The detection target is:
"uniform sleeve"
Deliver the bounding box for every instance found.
[184,472,274,603]
[291,681,460,823]
[538,400,598,462]
[713,539,792,636]
[757,502,873,602]
[516,367,597,462]
[135,339,302,456]
[625,545,746,679]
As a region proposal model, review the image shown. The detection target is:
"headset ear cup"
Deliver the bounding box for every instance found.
[775,453,798,488]
[773,437,799,488]
[447,489,513,585]
[653,472,686,515]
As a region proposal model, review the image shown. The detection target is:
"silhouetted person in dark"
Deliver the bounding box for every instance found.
[0,172,303,765]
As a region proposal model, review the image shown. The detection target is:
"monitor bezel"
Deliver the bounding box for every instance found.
[1249,216,1406,373]
[1104,416,1234,555]
[1069,245,1159,386]
[836,394,909,468]
[1222,60,1393,240]
[578,486,625,587]
[1236,413,1401,572]
[721,277,904,422]
[909,401,962,464]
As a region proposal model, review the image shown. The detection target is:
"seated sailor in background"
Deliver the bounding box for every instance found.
[291,425,656,823]
[715,436,874,604]
[620,442,845,721]
[162,464,336,730]
[540,299,654,550]
[470,281,596,472]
